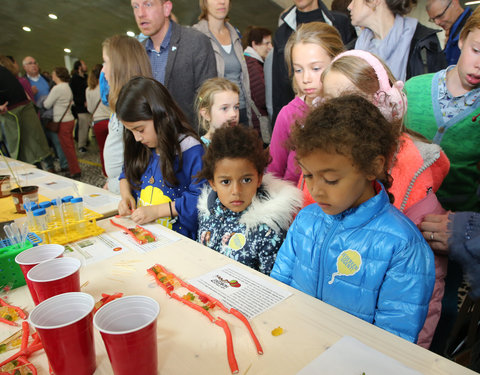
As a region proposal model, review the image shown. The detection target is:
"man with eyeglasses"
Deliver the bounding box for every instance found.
[22,56,51,104]
[426,0,472,65]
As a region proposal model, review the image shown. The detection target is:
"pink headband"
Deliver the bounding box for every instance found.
[331,50,407,122]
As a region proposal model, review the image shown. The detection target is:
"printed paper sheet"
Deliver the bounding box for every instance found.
[189,264,292,319]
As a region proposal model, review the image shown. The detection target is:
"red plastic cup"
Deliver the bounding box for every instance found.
[15,244,65,304]
[94,295,160,375]
[29,292,96,375]
[27,257,81,304]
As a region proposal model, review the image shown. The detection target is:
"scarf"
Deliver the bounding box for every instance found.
[355,15,417,81]
[244,46,263,63]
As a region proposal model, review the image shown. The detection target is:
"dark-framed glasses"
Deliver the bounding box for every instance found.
[429,0,452,23]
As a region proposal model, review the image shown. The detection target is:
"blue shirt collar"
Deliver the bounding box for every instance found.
[145,21,173,53]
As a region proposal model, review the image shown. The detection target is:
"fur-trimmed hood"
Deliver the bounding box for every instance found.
[197,173,303,233]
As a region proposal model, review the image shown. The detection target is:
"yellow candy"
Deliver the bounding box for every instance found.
[271,327,284,336]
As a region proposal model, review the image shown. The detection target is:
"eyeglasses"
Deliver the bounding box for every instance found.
[428,0,452,23]
[24,61,38,65]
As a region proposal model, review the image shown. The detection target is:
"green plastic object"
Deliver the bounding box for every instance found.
[0,234,40,290]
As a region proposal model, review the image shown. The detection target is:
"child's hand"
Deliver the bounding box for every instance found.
[118,196,136,216]
[131,205,162,225]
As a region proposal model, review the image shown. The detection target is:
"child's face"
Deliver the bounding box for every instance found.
[456,28,480,93]
[122,119,158,149]
[292,42,332,106]
[209,158,262,213]
[202,90,239,133]
[298,149,377,216]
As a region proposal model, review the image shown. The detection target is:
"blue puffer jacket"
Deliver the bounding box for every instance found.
[270,184,435,343]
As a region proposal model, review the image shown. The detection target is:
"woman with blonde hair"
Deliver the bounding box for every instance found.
[101,34,153,194]
[267,22,344,184]
[193,0,252,126]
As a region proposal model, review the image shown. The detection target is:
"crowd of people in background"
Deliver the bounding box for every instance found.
[1,0,480,369]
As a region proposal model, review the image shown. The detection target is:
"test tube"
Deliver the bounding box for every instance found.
[23,202,38,231]
[33,208,48,242]
[50,199,60,223]
[39,201,52,225]
[71,197,85,234]
[62,195,74,220]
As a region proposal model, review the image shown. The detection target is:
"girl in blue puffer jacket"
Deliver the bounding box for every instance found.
[270,95,435,343]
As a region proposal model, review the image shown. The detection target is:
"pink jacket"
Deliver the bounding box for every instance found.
[267,97,308,184]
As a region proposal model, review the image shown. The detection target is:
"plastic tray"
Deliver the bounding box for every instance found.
[0,233,42,290]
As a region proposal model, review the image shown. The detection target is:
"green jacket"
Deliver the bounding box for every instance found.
[405,72,480,211]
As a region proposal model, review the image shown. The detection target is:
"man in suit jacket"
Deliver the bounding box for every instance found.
[131,0,217,131]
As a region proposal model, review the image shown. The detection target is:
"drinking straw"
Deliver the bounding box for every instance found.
[0,148,22,193]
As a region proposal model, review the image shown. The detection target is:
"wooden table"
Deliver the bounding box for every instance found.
[0,157,119,220]
[1,220,476,375]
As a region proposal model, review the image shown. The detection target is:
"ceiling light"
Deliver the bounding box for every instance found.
[126,31,135,37]
[49,14,58,20]
[22,26,31,32]
[465,0,480,4]
[64,48,71,53]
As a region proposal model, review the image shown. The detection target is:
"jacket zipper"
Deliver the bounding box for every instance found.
[318,219,339,298]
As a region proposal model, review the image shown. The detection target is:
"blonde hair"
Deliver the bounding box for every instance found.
[198,0,230,21]
[323,54,398,100]
[460,6,480,41]
[195,77,240,133]
[323,54,426,139]
[102,35,153,111]
[284,22,344,94]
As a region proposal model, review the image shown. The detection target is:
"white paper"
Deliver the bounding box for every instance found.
[38,179,75,191]
[83,193,121,208]
[17,170,49,182]
[108,223,180,253]
[297,336,423,375]
[0,161,23,170]
[189,264,292,319]
[64,233,127,264]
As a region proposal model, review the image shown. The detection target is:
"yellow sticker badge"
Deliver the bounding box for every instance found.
[228,233,246,251]
[328,249,362,284]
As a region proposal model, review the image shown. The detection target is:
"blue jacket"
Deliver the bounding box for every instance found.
[120,136,205,239]
[270,184,435,343]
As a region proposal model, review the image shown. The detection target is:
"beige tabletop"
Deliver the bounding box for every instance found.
[1,220,476,375]
[0,156,119,218]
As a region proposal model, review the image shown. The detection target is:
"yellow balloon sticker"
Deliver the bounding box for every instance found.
[228,233,246,251]
[328,249,362,285]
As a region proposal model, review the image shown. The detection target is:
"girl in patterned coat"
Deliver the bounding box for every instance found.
[196,126,303,275]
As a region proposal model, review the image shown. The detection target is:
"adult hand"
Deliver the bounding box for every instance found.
[418,213,451,254]
[131,205,161,225]
[118,195,136,216]
[0,102,8,114]
[31,86,38,95]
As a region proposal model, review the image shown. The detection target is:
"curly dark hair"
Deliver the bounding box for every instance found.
[197,126,271,181]
[291,95,399,201]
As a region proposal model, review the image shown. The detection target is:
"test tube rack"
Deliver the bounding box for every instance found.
[33,207,105,245]
[0,232,42,289]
